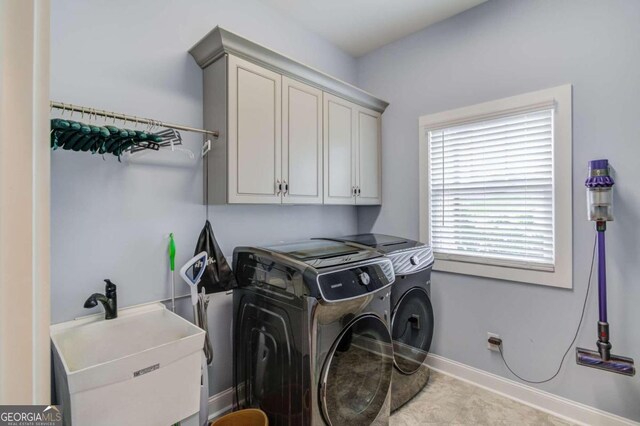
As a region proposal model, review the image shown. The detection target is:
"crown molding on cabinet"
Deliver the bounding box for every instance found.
[189,26,389,113]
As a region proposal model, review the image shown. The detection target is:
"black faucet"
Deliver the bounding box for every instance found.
[84,279,118,319]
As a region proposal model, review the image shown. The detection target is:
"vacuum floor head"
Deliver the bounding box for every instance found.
[576,348,635,376]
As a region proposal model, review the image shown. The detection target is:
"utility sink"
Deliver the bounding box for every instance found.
[51,303,205,426]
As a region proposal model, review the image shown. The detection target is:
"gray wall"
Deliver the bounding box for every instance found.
[50,0,358,395]
[356,0,640,420]
[51,0,640,417]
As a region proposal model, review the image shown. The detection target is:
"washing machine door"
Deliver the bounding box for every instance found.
[320,314,393,426]
[391,287,434,374]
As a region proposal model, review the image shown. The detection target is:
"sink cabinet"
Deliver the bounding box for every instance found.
[192,27,388,205]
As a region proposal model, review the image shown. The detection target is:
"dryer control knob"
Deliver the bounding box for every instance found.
[359,272,371,286]
[410,255,420,266]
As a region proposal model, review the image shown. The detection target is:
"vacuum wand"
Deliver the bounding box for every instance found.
[596,222,610,361]
[576,159,635,376]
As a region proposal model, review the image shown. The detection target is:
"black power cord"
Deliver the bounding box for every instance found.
[498,233,598,384]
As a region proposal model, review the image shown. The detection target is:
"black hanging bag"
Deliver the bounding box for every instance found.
[194,220,237,293]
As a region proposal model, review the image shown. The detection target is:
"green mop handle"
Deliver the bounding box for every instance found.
[169,233,176,312]
[169,233,176,271]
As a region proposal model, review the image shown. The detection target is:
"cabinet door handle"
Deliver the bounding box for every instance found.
[352,186,356,197]
[357,187,361,196]
[276,179,282,195]
[283,180,289,195]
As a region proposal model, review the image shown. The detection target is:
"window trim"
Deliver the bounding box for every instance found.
[418,85,572,288]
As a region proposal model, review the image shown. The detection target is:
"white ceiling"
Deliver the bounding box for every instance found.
[262,0,487,57]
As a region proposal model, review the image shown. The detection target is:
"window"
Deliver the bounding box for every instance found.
[419,85,572,288]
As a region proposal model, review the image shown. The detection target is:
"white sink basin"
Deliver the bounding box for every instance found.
[51,303,205,426]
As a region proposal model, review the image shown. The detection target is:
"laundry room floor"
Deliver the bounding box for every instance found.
[390,371,575,425]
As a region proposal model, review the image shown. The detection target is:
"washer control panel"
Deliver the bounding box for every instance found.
[317,260,394,302]
[389,247,434,275]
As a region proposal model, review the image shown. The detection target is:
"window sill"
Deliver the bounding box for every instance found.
[433,258,572,289]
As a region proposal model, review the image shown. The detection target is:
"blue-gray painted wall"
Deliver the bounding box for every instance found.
[51,0,640,418]
[356,0,640,420]
[50,0,358,395]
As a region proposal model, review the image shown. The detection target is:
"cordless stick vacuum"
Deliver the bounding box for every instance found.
[576,160,635,376]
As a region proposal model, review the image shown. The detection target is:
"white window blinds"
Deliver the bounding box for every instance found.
[428,109,554,270]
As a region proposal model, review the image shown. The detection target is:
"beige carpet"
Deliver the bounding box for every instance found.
[390,371,575,426]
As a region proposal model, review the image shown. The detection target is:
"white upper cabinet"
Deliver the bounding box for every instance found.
[323,94,382,205]
[228,55,282,204]
[282,77,323,204]
[356,107,382,205]
[323,93,356,205]
[192,27,388,205]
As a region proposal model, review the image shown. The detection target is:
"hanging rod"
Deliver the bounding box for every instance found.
[50,101,219,138]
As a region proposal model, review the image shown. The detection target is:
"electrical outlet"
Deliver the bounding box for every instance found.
[487,332,501,351]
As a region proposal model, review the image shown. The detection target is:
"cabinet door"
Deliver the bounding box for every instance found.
[228,55,282,204]
[282,77,323,204]
[323,93,356,205]
[356,107,382,205]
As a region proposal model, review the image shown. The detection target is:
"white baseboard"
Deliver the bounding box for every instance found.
[426,354,639,426]
[208,387,234,420]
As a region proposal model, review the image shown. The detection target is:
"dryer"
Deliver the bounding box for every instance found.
[327,234,435,412]
[233,239,395,425]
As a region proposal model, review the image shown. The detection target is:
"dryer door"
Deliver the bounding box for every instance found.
[391,287,434,374]
[320,314,393,426]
